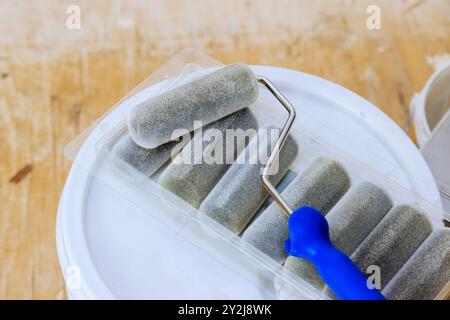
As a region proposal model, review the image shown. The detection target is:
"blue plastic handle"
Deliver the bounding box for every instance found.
[285,206,385,300]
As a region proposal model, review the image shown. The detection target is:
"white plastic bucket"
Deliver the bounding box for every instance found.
[411,63,450,148]
[57,64,442,300]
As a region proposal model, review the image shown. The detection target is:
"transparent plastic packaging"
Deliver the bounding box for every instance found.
[64,49,450,300]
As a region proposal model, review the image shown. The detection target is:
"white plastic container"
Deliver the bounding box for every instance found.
[57,49,448,299]
[411,63,450,148]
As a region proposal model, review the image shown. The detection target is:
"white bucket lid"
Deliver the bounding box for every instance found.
[57,66,442,299]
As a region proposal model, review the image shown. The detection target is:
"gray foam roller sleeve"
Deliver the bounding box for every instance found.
[383,229,450,300]
[199,127,299,234]
[241,157,351,264]
[159,108,258,208]
[111,133,185,176]
[350,205,433,289]
[327,182,393,254]
[128,63,258,148]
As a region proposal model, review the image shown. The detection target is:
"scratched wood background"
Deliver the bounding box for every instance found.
[0,0,449,299]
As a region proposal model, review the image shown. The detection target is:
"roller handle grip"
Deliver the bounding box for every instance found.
[285,206,385,300]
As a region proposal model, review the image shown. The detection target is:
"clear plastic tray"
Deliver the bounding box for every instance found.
[65,49,450,299]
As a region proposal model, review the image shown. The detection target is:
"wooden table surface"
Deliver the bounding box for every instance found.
[0,0,449,299]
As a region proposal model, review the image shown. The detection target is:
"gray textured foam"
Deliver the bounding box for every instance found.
[159,108,258,208]
[199,128,299,234]
[383,229,450,300]
[350,205,433,289]
[328,181,393,254]
[128,63,258,148]
[241,157,351,263]
[284,181,394,291]
[112,133,183,176]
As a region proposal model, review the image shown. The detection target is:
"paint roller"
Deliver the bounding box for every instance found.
[126,63,386,299]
